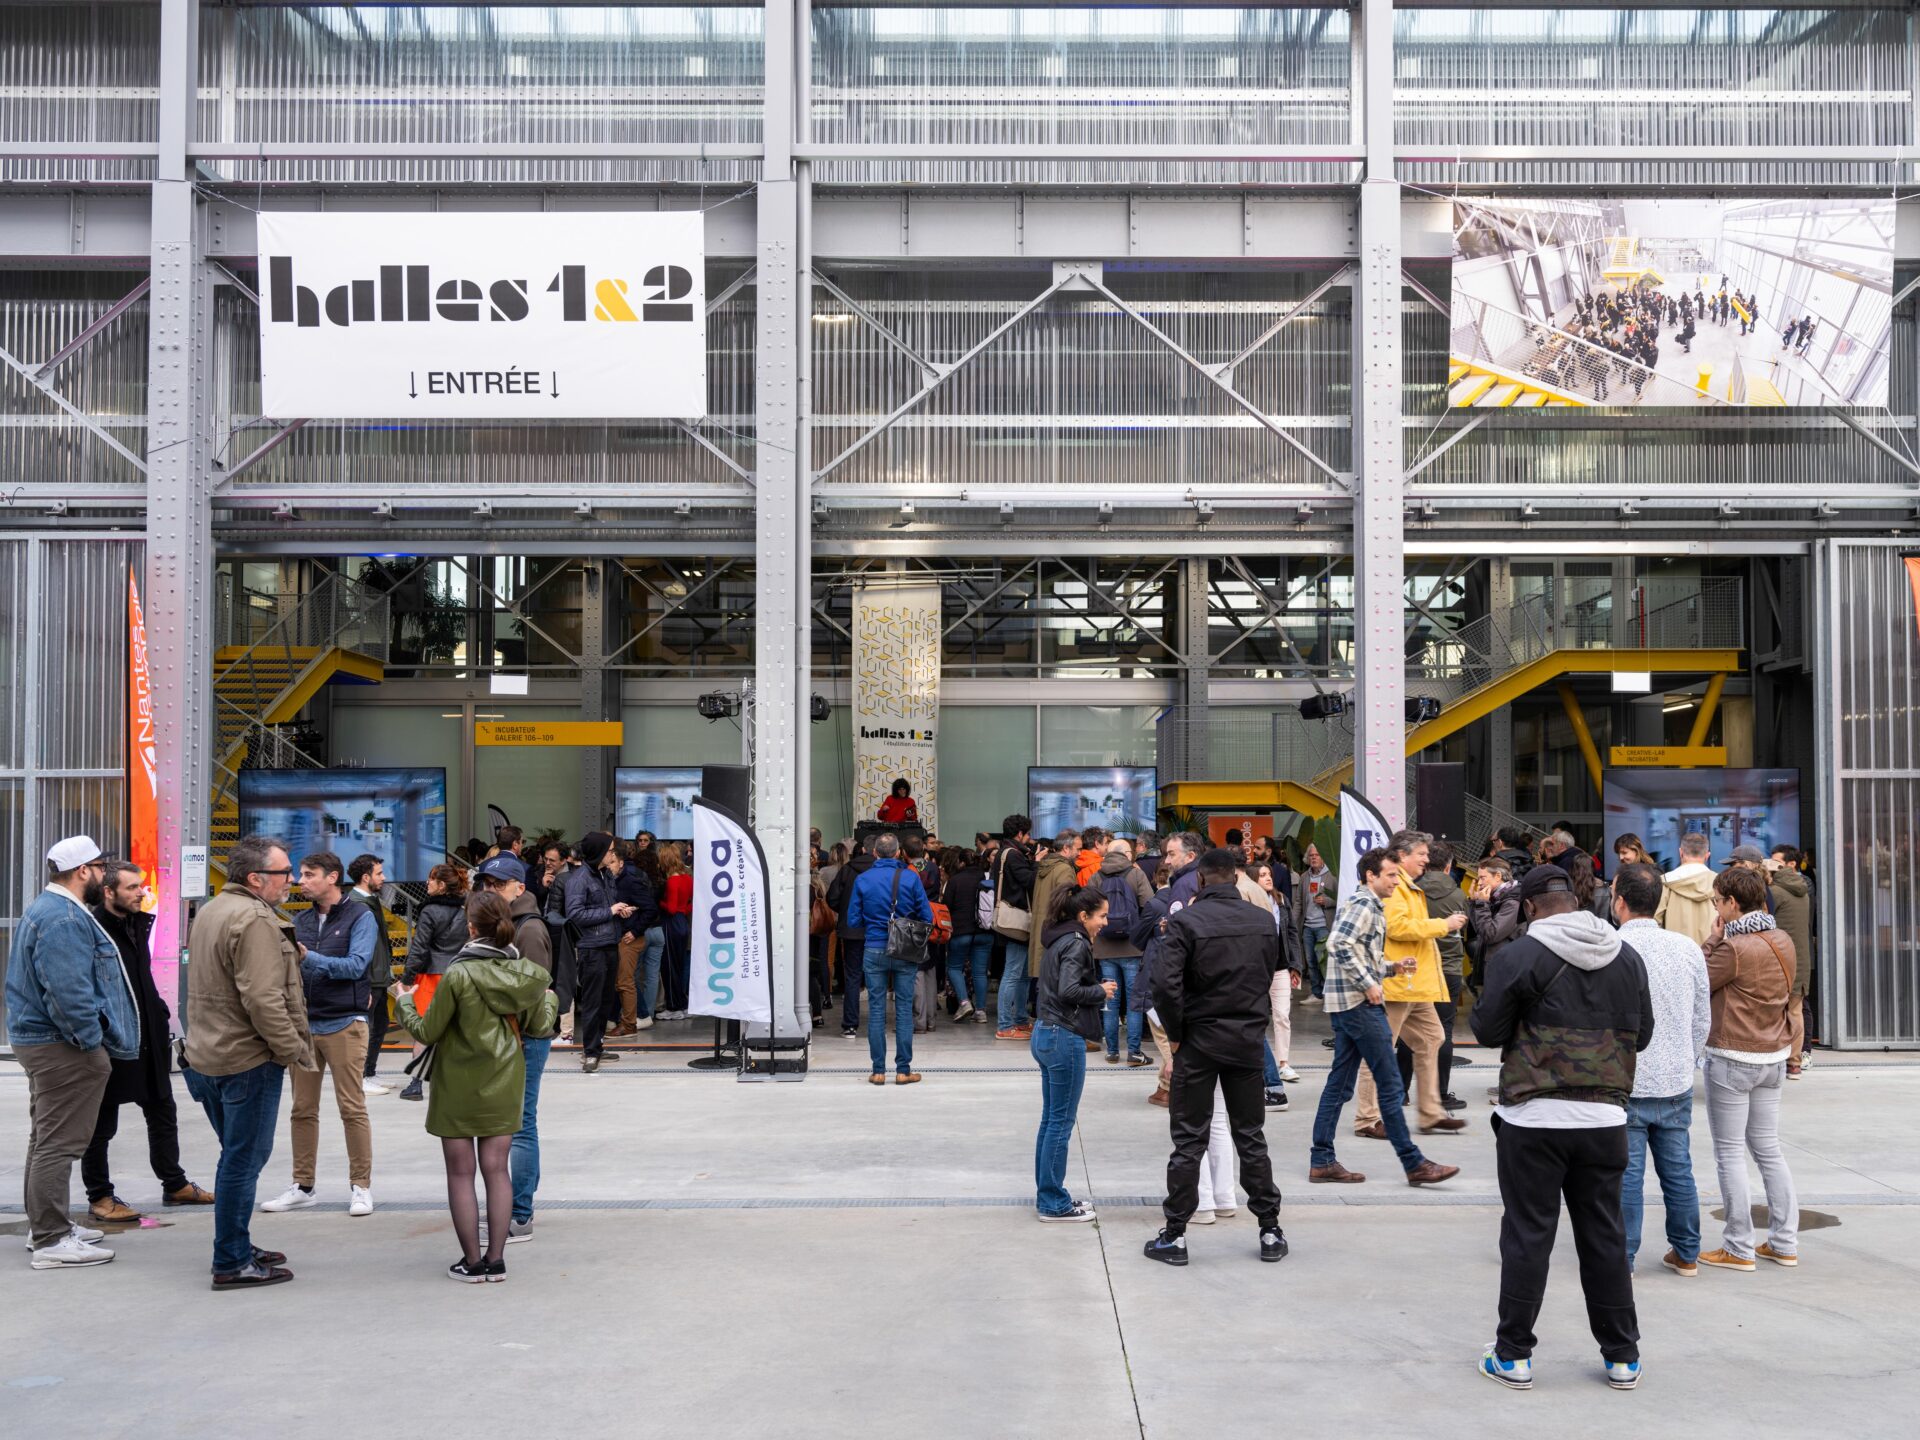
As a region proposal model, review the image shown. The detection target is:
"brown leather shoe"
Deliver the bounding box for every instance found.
[1419,1118,1468,1134]
[164,1183,215,1207]
[895,1072,923,1085]
[1405,1160,1461,1187]
[868,1073,887,1086]
[1354,1123,1387,1140]
[89,1194,141,1223]
[607,1023,638,1037]
[1148,1088,1170,1108]
[1308,1163,1366,1184]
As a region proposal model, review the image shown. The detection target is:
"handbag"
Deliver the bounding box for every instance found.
[928,901,953,946]
[809,891,836,937]
[991,849,1032,942]
[884,869,932,964]
[403,1043,437,1085]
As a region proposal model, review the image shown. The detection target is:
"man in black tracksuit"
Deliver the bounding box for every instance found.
[1144,848,1287,1266]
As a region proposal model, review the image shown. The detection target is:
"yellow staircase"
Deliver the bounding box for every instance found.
[210,644,385,861]
[1449,358,1588,409]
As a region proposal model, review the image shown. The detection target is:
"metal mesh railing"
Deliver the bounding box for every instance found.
[1158,577,1743,786]
[1451,294,1737,408]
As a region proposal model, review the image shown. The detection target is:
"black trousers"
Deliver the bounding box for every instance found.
[574,945,616,1058]
[1492,1116,1639,1364]
[1163,1044,1282,1230]
[81,1084,188,1202]
[363,987,391,1076]
[1400,974,1462,1098]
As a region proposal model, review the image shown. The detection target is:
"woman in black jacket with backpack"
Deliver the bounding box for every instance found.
[1031,886,1118,1223]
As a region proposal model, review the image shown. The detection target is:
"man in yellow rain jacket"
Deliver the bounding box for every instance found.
[1354,830,1470,1138]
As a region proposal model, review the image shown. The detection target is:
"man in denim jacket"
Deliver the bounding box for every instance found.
[5,835,140,1269]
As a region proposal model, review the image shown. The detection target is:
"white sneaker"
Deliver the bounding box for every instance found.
[1277,1064,1302,1084]
[363,1078,392,1096]
[1189,1210,1217,1225]
[30,1233,115,1269]
[634,1016,655,1030]
[349,1186,374,1217]
[24,1224,107,1252]
[260,1184,318,1213]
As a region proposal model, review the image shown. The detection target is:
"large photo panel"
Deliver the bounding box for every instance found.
[1450,197,1893,409]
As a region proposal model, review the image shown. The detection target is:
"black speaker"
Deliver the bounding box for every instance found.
[1415,762,1467,845]
[701,764,751,817]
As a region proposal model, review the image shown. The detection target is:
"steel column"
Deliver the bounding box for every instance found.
[750,0,808,1053]
[1351,0,1405,828]
[579,561,617,837]
[1486,557,1515,814]
[145,0,213,991]
[1180,557,1211,781]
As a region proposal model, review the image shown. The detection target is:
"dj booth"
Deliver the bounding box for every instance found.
[853,820,930,851]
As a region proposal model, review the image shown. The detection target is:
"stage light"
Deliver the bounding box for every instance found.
[1406,696,1443,723]
[1300,692,1347,722]
[810,695,831,723]
[697,691,741,721]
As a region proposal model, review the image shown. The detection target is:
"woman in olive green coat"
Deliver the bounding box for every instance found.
[396,891,558,1283]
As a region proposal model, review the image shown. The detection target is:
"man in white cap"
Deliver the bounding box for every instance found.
[4,836,141,1269]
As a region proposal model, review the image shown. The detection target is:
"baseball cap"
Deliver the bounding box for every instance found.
[46,835,103,870]
[1517,863,1574,903]
[475,854,527,885]
[1730,844,1765,864]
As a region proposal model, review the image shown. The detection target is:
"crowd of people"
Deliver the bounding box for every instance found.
[1523,275,1774,403]
[9,812,1814,1383]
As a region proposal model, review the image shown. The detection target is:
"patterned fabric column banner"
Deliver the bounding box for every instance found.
[851,584,941,832]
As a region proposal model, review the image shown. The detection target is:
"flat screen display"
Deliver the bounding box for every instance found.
[1451,196,1892,409]
[238,767,449,882]
[1027,766,1157,837]
[614,766,703,841]
[1602,767,1801,872]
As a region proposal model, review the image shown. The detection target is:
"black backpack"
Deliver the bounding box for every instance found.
[1098,869,1141,942]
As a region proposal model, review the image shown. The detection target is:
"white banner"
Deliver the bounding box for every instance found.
[1337,784,1394,913]
[689,797,773,1024]
[851,584,941,831]
[256,212,706,419]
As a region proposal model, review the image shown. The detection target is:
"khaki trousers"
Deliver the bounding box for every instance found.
[1149,1016,1175,1088]
[1268,971,1293,1067]
[1355,1001,1445,1131]
[290,1022,372,1189]
[18,1041,111,1247]
[616,932,642,1028]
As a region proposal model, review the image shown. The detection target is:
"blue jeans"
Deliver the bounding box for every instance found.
[1622,1089,1699,1267]
[1100,958,1144,1056]
[996,939,1031,1028]
[182,1060,285,1275]
[1304,929,1327,997]
[1262,1040,1285,1092]
[864,951,918,1074]
[1031,1021,1088,1215]
[511,1034,553,1224]
[1311,1005,1425,1173]
[839,937,864,1030]
[946,932,991,1014]
[638,928,665,1018]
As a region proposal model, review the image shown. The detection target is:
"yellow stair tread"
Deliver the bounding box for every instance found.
[1510,391,1548,408]
[1448,361,1469,384]
[1449,374,1496,406]
[1488,383,1525,407]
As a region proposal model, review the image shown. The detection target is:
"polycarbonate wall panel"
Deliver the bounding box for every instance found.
[36,541,130,772]
[0,542,23,768]
[811,270,1350,487]
[196,5,763,186]
[214,265,755,488]
[1396,8,1910,188]
[1824,542,1920,1047]
[0,1,158,185]
[0,278,150,486]
[811,7,1352,185]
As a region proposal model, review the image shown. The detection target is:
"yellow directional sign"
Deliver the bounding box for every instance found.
[475,721,624,747]
[1608,745,1728,767]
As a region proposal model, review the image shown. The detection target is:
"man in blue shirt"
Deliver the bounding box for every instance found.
[846,834,933,1084]
[262,851,379,1218]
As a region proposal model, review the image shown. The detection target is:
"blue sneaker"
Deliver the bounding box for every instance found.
[1605,1359,1641,1391]
[1142,1229,1189,1267]
[1479,1346,1533,1391]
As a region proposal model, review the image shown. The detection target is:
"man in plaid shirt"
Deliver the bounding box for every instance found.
[1308,848,1461,1188]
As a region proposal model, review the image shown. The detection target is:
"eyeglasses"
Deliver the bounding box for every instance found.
[252,868,295,878]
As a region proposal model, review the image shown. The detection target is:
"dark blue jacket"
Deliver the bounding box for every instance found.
[292,896,376,1025]
[845,856,932,957]
[614,867,659,939]
[545,863,622,950]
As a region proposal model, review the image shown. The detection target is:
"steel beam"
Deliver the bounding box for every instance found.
[32,277,150,381]
[1351,0,1406,827]
[144,0,213,996]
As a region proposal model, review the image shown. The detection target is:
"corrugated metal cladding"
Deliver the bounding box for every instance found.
[0,538,138,1040]
[0,276,149,488]
[1822,542,1920,1048]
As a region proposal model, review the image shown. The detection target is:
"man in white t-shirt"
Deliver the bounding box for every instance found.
[1469,865,1656,1394]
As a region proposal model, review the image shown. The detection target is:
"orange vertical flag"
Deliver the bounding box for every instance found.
[1906,556,1920,640]
[128,569,160,915]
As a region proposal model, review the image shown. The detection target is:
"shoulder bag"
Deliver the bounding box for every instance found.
[885,869,931,963]
[991,849,1032,942]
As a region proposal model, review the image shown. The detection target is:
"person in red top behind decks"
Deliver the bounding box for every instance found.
[877,779,919,826]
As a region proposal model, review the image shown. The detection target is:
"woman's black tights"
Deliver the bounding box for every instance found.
[443,1135,513,1264]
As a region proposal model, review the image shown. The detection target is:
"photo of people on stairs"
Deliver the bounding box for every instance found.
[1449,197,1892,409]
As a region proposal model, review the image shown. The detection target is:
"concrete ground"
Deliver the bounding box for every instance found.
[4,1009,1917,1437]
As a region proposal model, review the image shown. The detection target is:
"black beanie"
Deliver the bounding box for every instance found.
[580,831,614,867]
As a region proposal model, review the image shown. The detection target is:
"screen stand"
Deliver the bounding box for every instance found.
[687,1018,740,1070]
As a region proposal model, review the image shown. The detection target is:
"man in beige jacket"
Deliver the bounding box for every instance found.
[183,835,316,1291]
[1655,832,1718,947]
